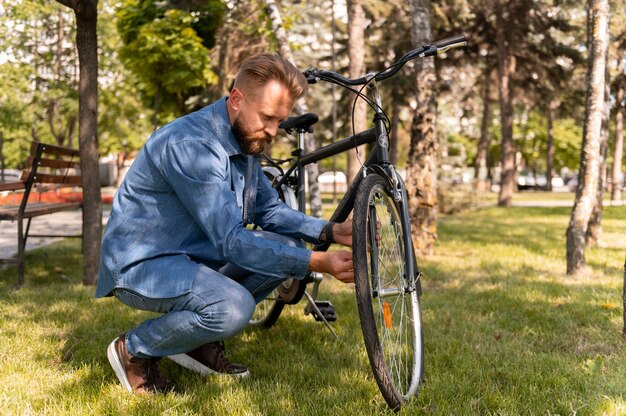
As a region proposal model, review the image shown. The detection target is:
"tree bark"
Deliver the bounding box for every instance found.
[475,66,492,191]
[496,0,516,207]
[264,0,322,218]
[407,0,438,256]
[566,0,609,275]
[612,70,624,202]
[57,0,102,285]
[347,0,367,183]
[587,59,611,246]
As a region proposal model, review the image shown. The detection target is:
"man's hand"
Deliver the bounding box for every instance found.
[308,250,354,283]
[332,220,353,247]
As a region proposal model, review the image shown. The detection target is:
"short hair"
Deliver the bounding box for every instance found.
[233,53,308,100]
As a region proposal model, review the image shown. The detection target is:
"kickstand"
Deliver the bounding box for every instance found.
[304,290,339,340]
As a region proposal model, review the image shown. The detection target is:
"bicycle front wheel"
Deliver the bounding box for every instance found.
[352,173,424,410]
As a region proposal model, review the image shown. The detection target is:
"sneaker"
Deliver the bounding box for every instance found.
[107,333,174,394]
[168,341,250,378]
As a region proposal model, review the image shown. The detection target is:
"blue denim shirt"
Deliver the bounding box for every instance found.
[96,97,327,298]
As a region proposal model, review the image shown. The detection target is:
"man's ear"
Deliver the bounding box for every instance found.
[230,87,243,111]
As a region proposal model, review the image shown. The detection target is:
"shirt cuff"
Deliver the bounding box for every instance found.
[282,244,312,279]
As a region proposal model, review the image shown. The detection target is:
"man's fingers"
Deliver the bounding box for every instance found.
[336,270,354,284]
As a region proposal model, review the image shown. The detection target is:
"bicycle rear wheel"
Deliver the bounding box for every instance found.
[249,288,284,327]
[352,173,424,410]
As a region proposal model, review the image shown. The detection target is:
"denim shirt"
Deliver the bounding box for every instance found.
[96,97,327,298]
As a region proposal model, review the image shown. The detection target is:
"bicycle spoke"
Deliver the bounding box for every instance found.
[367,189,415,397]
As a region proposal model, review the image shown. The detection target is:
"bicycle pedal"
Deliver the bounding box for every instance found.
[311,301,337,322]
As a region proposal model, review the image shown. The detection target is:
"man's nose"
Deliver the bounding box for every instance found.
[264,122,279,137]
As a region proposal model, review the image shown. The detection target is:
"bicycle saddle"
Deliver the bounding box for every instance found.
[279,112,319,134]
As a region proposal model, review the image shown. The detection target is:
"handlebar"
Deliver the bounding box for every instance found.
[304,33,467,86]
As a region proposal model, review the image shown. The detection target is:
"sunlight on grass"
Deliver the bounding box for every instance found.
[0,204,624,414]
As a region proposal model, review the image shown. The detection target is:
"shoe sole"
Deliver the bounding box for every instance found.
[107,339,133,392]
[167,353,250,378]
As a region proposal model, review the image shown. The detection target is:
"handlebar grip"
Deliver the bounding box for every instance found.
[433,34,467,49]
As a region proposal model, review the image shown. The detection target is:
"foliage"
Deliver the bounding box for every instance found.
[516,111,583,175]
[116,0,225,124]
[0,2,77,164]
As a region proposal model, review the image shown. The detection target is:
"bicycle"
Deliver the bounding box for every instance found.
[249,34,467,410]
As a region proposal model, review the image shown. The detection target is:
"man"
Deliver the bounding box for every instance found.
[97,53,354,394]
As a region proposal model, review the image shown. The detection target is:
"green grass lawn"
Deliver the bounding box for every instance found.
[0,205,624,415]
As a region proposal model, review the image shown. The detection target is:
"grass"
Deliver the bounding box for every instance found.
[0,204,625,415]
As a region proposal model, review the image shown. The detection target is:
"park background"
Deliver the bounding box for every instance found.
[0,0,625,414]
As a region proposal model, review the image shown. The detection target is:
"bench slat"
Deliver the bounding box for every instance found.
[0,202,82,220]
[20,172,82,185]
[30,141,80,158]
[26,156,81,170]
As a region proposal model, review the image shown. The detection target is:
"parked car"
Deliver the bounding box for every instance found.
[517,173,565,191]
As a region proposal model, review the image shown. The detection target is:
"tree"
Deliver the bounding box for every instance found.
[494,0,517,207]
[475,65,494,190]
[566,0,609,275]
[263,0,323,218]
[346,0,367,183]
[116,0,225,127]
[54,0,101,285]
[612,65,624,201]
[610,11,626,202]
[406,0,438,255]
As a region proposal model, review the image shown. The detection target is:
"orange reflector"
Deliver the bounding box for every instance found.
[383,302,392,328]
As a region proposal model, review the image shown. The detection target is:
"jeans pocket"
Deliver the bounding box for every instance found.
[114,288,150,311]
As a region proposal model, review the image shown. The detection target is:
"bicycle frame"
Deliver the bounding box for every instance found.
[269,78,420,291]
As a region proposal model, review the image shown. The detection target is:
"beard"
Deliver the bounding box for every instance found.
[232,117,272,155]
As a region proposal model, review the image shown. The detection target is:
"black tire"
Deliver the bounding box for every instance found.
[352,173,424,410]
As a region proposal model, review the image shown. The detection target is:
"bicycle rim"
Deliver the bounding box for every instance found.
[249,288,285,327]
[353,173,423,409]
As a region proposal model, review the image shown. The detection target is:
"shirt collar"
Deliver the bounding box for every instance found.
[212,96,243,157]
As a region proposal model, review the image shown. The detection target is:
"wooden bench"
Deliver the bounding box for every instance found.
[0,142,83,285]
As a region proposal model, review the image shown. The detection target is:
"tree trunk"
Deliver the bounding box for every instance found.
[496,0,516,207]
[475,66,492,191]
[407,0,438,256]
[587,60,611,246]
[566,0,609,275]
[347,0,367,183]
[612,71,624,202]
[264,0,322,218]
[546,100,557,192]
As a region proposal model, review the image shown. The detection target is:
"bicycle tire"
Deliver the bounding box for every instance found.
[352,173,424,410]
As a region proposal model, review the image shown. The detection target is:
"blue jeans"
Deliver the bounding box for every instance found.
[114,231,303,359]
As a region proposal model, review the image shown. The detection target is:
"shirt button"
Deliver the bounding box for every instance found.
[240,175,244,180]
